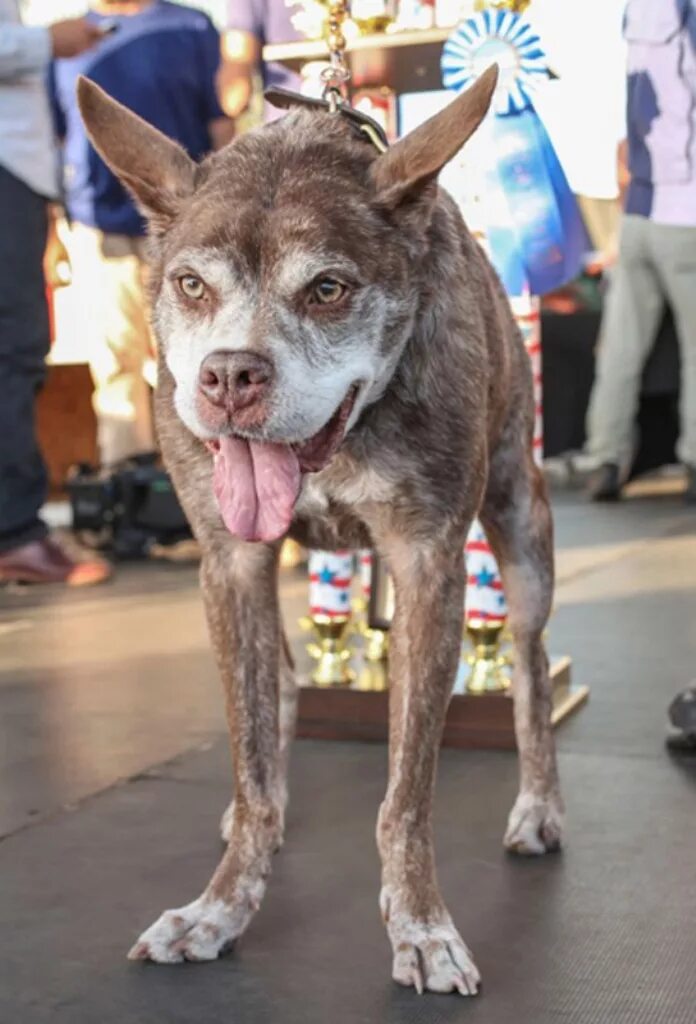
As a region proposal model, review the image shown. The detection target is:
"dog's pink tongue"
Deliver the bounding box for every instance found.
[212,436,300,543]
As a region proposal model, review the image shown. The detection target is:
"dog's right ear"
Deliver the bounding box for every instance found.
[370,64,498,221]
[77,77,196,233]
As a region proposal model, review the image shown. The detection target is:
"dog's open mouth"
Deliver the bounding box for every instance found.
[205,386,359,544]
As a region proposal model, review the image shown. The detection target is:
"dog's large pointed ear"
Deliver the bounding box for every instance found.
[77,76,196,233]
[370,64,498,217]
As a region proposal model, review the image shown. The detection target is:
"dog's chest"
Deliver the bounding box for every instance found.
[295,461,393,520]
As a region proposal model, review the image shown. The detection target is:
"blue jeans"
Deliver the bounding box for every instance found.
[0,165,50,553]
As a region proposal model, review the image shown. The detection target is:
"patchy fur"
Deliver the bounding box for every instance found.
[78,66,563,995]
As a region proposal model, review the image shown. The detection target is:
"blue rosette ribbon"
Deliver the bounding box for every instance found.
[441,10,589,296]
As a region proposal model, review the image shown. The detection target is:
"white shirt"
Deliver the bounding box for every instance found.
[0,0,58,198]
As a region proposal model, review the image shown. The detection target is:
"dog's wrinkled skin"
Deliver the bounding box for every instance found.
[78,67,563,995]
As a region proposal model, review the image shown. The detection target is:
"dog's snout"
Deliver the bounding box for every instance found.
[198,350,274,412]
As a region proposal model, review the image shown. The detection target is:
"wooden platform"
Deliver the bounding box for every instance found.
[297,655,588,750]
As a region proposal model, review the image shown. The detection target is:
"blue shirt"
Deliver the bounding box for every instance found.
[50,1,223,236]
[624,0,696,225]
[0,0,58,198]
[225,0,300,118]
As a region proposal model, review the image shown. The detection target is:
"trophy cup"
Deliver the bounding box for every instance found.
[303,550,355,686]
[463,618,511,694]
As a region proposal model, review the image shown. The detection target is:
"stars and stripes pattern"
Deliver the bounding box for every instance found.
[465,520,508,624]
[465,293,544,623]
[441,9,548,116]
[308,550,354,618]
[511,293,543,465]
[359,550,373,600]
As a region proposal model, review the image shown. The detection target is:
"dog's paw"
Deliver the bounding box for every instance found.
[504,791,564,856]
[381,891,480,996]
[220,800,235,843]
[128,897,248,964]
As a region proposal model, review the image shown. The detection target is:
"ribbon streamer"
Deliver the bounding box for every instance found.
[441,10,590,296]
[442,8,548,116]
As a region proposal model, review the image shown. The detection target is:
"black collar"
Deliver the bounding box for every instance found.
[264,87,389,152]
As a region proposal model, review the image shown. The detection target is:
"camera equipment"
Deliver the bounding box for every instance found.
[67,453,192,560]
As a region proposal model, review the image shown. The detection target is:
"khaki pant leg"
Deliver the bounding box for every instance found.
[67,224,156,466]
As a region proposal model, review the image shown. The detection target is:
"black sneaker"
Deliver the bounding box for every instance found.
[666,685,696,753]
[685,465,696,505]
[588,462,621,502]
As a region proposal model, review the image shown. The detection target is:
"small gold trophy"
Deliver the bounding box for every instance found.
[303,551,356,686]
[304,614,355,686]
[464,618,511,694]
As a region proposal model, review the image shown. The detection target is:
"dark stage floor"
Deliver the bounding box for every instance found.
[2,487,696,1023]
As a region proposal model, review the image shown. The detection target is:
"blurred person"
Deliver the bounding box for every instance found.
[0,0,110,585]
[666,683,696,753]
[586,0,696,502]
[50,0,234,468]
[219,0,300,121]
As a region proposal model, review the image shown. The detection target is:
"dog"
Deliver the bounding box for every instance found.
[77,64,563,996]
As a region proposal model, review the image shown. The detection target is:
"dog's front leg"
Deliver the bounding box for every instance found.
[220,626,296,843]
[129,543,283,964]
[376,538,480,997]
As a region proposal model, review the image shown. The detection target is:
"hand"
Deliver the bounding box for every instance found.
[49,18,104,59]
[43,222,72,290]
[584,240,618,276]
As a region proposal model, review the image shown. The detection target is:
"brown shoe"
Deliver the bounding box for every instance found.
[0,537,111,586]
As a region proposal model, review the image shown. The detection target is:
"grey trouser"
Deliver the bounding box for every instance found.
[586,214,696,467]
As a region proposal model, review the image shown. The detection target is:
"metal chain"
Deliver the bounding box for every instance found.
[320,0,351,110]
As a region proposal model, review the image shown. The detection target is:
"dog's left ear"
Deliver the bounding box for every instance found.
[370,63,498,219]
[77,76,196,233]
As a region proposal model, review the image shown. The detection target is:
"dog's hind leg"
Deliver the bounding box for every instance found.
[129,541,286,963]
[480,428,564,856]
[220,626,297,843]
[374,533,481,996]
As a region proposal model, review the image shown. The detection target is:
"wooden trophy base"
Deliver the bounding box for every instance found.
[297,654,588,751]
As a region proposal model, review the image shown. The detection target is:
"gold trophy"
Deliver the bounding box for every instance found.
[464,618,511,694]
[303,613,355,686]
[352,552,390,691]
[302,550,356,686]
[475,0,530,11]
[364,553,391,662]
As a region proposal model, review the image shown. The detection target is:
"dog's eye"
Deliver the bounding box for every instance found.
[312,278,346,305]
[179,274,205,300]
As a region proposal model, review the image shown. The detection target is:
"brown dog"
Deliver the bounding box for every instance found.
[78,64,563,996]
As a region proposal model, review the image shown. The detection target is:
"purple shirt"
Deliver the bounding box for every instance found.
[227,0,300,114]
[624,0,696,225]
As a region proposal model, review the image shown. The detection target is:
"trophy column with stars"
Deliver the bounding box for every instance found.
[303,550,356,685]
[441,0,588,692]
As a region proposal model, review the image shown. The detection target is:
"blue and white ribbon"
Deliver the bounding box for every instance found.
[441,9,548,116]
[440,9,590,296]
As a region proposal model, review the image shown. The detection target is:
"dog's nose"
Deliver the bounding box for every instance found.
[198,350,274,411]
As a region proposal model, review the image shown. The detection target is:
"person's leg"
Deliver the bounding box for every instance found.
[0,167,50,554]
[585,215,666,476]
[650,222,696,484]
[67,224,156,466]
